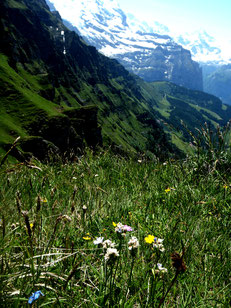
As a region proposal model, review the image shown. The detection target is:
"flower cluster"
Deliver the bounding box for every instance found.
[92,222,136,262]
[93,237,116,249]
[153,237,165,252]
[104,248,119,261]
[128,236,139,251]
[113,222,133,234]
[144,235,165,252]
[102,239,116,249]
[93,237,104,245]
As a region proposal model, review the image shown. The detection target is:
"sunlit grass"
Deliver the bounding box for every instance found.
[0,148,230,306]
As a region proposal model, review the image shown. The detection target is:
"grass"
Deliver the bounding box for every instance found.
[0,138,231,307]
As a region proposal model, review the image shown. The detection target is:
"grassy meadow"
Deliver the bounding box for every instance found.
[0,133,231,307]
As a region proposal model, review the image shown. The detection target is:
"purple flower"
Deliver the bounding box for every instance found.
[123,225,133,232]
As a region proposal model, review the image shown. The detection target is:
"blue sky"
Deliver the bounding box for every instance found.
[117,0,231,40]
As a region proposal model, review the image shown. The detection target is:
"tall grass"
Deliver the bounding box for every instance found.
[0,137,231,306]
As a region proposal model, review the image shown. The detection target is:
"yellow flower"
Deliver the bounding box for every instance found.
[223,184,228,189]
[83,236,91,240]
[165,188,171,193]
[144,234,155,244]
[30,223,34,229]
[112,222,117,227]
[41,198,48,203]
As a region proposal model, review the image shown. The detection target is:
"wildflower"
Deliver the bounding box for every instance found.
[153,237,165,252]
[138,159,142,163]
[28,290,44,304]
[104,248,119,261]
[83,233,91,240]
[30,223,34,229]
[102,239,116,249]
[94,174,99,177]
[115,222,124,233]
[41,198,47,203]
[112,222,117,227]
[82,205,87,216]
[114,222,133,233]
[123,225,133,232]
[155,263,168,273]
[144,234,155,244]
[93,237,104,245]
[165,188,171,193]
[223,184,228,189]
[128,236,139,250]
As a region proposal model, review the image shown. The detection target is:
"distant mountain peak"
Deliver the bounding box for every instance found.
[48,0,203,91]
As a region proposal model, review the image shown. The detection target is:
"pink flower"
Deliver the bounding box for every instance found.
[123,225,133,232]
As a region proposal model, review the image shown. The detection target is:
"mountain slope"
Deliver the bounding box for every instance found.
[203,64,231,105]
[0,0,175,159]
[137,80,231,152]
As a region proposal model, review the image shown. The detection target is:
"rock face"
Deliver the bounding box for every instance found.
[116,42,203,90]
[47,0,203,91]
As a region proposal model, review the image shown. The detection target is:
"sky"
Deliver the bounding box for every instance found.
[117,0,231,41]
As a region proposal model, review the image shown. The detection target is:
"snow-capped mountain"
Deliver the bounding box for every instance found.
[125,14,231,65]
[47,0,203,90]
[173,31,231,65]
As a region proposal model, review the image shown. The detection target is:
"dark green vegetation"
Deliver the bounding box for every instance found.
[1,0,231,160]
[0,137,231,306]
[203,64,231,106]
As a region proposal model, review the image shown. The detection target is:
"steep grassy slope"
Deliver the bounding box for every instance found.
[0,0,174,159]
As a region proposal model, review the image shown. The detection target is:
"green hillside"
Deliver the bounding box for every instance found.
[139,81,231,151]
